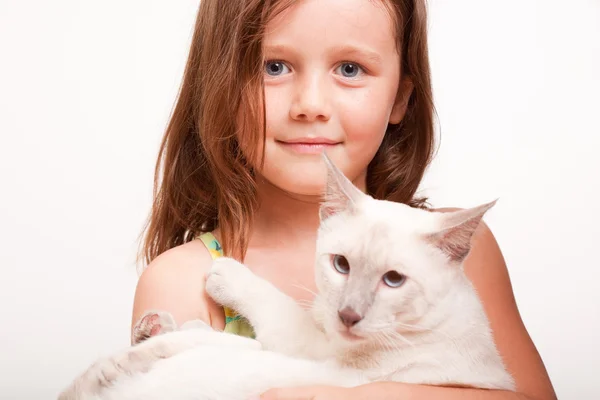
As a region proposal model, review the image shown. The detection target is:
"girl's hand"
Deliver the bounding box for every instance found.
[259,385,356,400]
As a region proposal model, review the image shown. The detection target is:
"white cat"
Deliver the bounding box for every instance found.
[59,154,515,400]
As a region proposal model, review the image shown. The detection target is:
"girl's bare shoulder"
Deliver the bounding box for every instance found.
[131,239,225,335]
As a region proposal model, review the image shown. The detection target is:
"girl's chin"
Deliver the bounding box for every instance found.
[257,173,328,197]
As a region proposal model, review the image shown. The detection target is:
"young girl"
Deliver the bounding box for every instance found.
[132,0,556,399]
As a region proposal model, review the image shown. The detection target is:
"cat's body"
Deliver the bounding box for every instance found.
[59,155,515,400]
[76,340,364,400]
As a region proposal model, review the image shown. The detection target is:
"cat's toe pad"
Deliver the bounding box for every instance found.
[131,310,178,345]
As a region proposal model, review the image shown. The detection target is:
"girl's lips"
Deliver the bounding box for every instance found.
[277,142,340,154]
[276,138,342,154]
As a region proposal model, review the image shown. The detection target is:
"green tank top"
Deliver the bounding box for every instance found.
[197,232,256,339]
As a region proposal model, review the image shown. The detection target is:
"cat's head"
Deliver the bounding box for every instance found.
[314,154,495,348]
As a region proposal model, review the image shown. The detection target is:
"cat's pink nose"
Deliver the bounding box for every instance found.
[338,307,362,327]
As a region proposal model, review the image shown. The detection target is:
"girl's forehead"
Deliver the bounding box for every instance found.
[264,0,396,54]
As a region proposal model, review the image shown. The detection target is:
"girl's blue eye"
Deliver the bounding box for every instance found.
[332,254,350,274]
[265,61,290,76]
[382,271,406,288]
[336,63,363,78]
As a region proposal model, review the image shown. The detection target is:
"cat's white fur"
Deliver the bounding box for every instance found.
[59,154,515,400]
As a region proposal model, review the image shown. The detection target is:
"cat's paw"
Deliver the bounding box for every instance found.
[131,310,178,345]
[59,340,171,399]
[205,257,254,309]
[60,330,209,399]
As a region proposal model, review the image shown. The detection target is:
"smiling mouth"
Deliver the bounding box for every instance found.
[276,138,342,154]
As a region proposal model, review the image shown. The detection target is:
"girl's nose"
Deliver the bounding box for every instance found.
[289,74,331,122]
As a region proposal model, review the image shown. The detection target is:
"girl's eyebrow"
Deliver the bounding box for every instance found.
[330,45,383,65]
[263,44,383,65]
[263,44,297,58]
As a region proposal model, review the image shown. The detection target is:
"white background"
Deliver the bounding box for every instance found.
[1,0,598,399]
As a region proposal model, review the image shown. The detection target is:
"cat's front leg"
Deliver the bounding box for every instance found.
[206,257,331,359]
[58,326,261,400]
[204,257,255,315]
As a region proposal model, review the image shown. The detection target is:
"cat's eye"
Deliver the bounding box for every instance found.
[382,271,406,288]
[332,254,350,274]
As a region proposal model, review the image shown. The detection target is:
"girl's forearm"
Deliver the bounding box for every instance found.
[355,382,544,400]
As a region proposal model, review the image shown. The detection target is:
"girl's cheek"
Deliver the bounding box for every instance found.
[264,89,292,127]
[339,87,393,127]
[339,104,390,143]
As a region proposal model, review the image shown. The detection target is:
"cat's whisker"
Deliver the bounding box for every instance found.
[391,321,436,332]
[366,321,453,341]
[367,321,427,332]
[383,329,416,349]
[373,332,390,353]
[376,330,404,354]
[296,299,314,310]
[367,329,402,353]
[291,283,319,298]
[377,331,396,353]
[384,331,405,352]
[390,321,454,341]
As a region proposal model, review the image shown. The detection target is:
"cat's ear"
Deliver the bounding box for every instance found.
[320,153,365,220]
[426,200,497,264]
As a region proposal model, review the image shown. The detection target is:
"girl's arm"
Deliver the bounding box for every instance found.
[354,382,547,400]
[131,239,226,341]
[262,220,557,400]
[262,383,546,400]
[456,221,556,399]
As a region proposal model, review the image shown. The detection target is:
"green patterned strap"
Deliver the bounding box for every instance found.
[196,232,256,339]
[198,232,224,259]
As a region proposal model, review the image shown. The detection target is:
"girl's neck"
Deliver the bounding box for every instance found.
[251,178,322,246]
[249,171,368,248]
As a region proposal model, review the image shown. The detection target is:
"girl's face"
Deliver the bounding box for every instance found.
[259,0,410,196]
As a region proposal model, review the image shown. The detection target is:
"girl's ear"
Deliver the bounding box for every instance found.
[389,77,414,125]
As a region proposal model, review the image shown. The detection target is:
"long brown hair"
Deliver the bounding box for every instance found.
[139,0,435,265]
